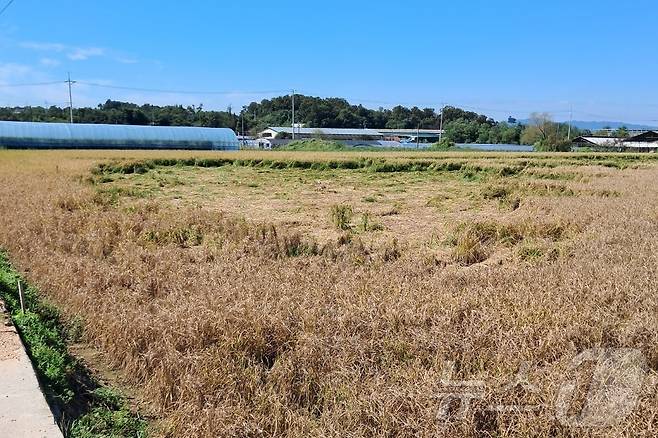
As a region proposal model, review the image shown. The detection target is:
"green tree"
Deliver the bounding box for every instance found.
[521,113,572,151]
[614,126,630,138]
[0,94,521,145]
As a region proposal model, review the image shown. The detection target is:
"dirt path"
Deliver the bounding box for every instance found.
[0,303,62,438]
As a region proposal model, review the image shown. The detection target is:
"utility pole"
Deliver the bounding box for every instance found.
[66,72,76,123]
[439,104,445,143]
[416,125,420,149]
[291,89,295,140]
[567,104,573,140]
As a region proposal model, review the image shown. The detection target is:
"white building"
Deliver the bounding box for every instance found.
[258,126,444,144]
[573,131,658,152]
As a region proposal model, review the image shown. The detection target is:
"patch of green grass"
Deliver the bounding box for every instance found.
[69,388,147,438]
[358,212,384,232]
[153,174,184,188]
[427,139,457,151]
[0,252,147,437]
[92,187,149,208]
[92,153,658,179]
[277,139,350,151]
[480,183,521,210]
[517,242,545,261]
[521,181,575,197]
[330,204,353,230]
[0,257,73,403]
[522,170,578,181]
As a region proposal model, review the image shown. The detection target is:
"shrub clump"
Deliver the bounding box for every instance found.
[330,204,353,230]
[428,138,456,151]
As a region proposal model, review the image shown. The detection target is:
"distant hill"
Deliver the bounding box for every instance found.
[519,119,657,131]
[568,121,657,131]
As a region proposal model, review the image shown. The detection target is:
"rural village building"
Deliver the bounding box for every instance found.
[572,130,658,152]
[256,126,444,148]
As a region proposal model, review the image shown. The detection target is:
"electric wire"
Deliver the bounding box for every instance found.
[0,0,15,18]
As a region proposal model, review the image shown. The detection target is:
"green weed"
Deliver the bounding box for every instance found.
[0,253,147,437]
[330,204,353,230]
[358,212,384,232]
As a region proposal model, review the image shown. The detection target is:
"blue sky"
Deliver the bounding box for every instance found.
[1,0,657,123]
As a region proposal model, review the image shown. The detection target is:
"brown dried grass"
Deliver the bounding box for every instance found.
[0,150,656,437]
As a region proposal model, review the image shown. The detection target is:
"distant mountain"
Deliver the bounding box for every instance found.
[518,119,657,131]
[568,121,657,131]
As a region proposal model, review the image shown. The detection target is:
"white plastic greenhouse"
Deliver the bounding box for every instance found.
[0,121,239,150]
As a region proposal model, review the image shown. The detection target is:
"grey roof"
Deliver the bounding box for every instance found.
[574,133,658,147]
[623,141,658,148]
[266,127,444,137]
[378,129,444,134]
[267,127,384,136]
[573,136,624,146]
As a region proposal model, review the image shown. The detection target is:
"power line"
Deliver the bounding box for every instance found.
[0,78,655,124]
[0,0,15,18]
[0,81,65,88]
[0,81,645,120]
[0,80,288,97]
[76,81,289,96]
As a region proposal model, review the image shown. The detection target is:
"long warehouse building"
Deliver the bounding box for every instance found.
[0,121,239,150]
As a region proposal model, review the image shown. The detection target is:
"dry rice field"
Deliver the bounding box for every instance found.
[0,149,657,437]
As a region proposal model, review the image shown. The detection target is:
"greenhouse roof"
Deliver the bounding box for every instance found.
[0,121,239,150]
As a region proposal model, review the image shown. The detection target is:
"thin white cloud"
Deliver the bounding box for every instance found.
[116,56,139,64]
[0,63,69,106]
[19,40,128,63]
[19,41,67,52]
[40,57,61,67]
[0,66,276,111]
[0,62,31,78]
[67,47,105,61]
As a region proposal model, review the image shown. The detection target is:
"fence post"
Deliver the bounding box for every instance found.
[17,279,25,314]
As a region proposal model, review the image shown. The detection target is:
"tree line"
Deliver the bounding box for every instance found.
[0,100,238,129]
[243,95,527,144]
[0,95,590,149]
